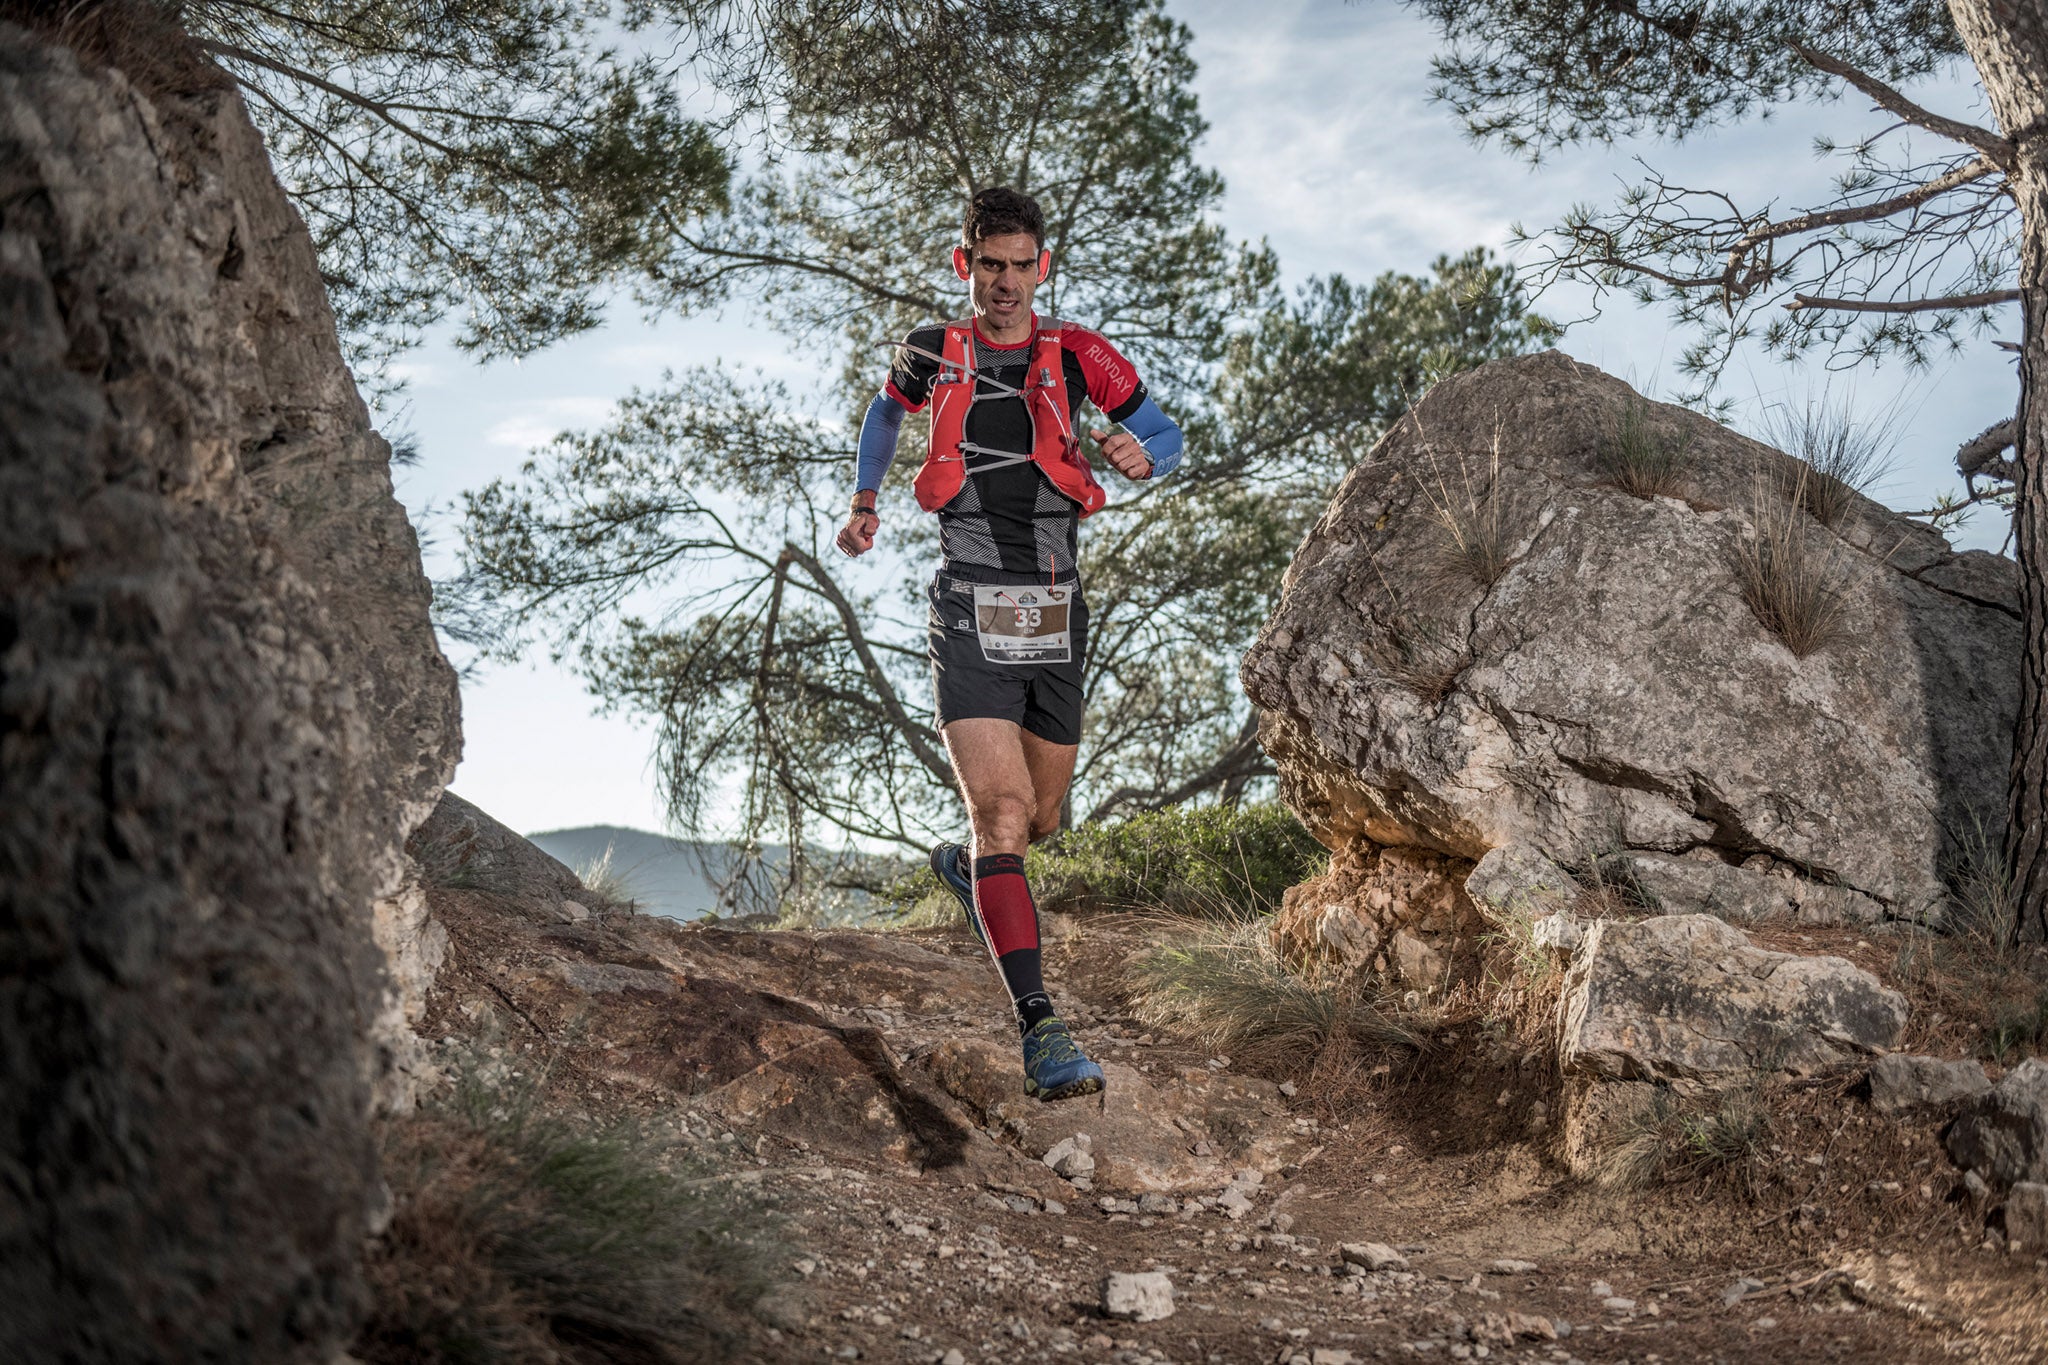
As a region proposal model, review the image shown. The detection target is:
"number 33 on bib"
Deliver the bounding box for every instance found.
[971,584,1072,664]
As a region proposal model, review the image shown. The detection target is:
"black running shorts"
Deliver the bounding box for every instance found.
[927,572,1088,745]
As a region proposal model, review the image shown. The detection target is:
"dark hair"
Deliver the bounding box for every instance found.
[962,186,1045,250]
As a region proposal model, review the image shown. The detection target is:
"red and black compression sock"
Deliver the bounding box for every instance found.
[972,852,1056,1035]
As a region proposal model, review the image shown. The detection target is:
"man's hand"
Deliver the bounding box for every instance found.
[835,506,879,557]
[1090,427,1153,481]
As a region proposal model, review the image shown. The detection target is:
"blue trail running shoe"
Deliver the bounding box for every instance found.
[1022,1017,1105,1102]
[929,841,986,947]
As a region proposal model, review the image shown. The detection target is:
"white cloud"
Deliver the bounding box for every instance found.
[484,396,620,451]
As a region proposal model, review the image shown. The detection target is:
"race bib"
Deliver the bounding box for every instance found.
[972,583,1073,664]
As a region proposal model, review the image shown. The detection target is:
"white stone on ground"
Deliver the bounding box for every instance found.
[1339,1242,1408,1272]
[1102,1271,1176,1322]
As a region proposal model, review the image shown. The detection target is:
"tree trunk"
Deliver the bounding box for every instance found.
[1951,0,2048,941]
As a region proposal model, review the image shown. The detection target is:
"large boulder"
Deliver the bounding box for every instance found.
[1242,351,2016,927]
[0,23,457,1364]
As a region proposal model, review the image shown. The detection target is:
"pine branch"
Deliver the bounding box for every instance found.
[1791,42,2013,167]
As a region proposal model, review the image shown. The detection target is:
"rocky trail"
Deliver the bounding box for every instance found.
[407,844,2048,1365]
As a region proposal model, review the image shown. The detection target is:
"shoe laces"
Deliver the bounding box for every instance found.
[1029,1021,1083,1065]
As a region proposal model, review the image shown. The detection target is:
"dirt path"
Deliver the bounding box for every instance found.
[411,892,2048,1364]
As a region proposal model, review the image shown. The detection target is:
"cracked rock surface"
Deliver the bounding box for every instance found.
[1242,351,2018,936]
[1557,915,1907,1089]
[0,25,456,1362]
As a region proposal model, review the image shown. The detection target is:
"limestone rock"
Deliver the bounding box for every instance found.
[1243,351,2018,925]
[1557,916,1906,1089]
[1043,1136,1097,1180]
[0,23,456,1363]
[1868,1054,1991,1116]
[1102,1271,1175,1322]
[1268,842,1482,992]
[1340,1242,1408,1272]
[1946,1057,2048,1191]
[1466,845,1579,922]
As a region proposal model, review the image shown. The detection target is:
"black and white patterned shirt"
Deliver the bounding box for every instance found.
[886,316,1148,580]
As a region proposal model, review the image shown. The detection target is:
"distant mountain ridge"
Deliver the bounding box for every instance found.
[525,825,786,922]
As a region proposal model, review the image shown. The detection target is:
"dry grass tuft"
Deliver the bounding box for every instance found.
[1364,615,1471,704]
[1124,913,1414,1084]
[1754,394,1897,529]
[1,0,230,98]
[1475,917,1569,1054]
[572,838,644,913]
[357,1060,776,1363]
[1594,1083,1770,1194]
[1734,467,1855,657]
[1416,422,1519,588]
[1598,397,1694,500]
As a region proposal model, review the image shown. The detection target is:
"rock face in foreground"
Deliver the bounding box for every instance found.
[1244,351,2016,943]
[0,26,457,1363]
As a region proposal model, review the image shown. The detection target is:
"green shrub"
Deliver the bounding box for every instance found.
[356,1062,777,1363]
[1028,802,1326,918]
[878,803,1325,929]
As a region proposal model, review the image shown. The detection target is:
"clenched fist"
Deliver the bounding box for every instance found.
[835,506,879,557]
[1090,427,1153,481]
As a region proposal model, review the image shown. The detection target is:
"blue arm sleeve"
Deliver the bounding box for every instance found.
[1122,395,1183,480]
[855,391,907,493]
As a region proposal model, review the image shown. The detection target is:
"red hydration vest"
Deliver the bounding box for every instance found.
[912,318,1107,517]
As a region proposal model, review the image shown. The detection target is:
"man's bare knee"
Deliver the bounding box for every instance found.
[968,791,1033,850]
[1027,808,1062,843]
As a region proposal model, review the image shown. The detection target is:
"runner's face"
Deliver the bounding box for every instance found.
[967,231,1041,336]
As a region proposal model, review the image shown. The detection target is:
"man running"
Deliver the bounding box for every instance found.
[835,186,1183,1101]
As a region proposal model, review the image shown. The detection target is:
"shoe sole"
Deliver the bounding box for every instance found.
[1026,1071,1105,1102]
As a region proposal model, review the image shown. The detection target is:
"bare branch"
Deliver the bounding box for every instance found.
[1738,157,2001,249]
[780,544,953,784]
[1785,287,2020,313]
[1958,415,2019,479]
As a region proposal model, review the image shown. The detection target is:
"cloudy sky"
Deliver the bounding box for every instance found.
[385,0,2014,838]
